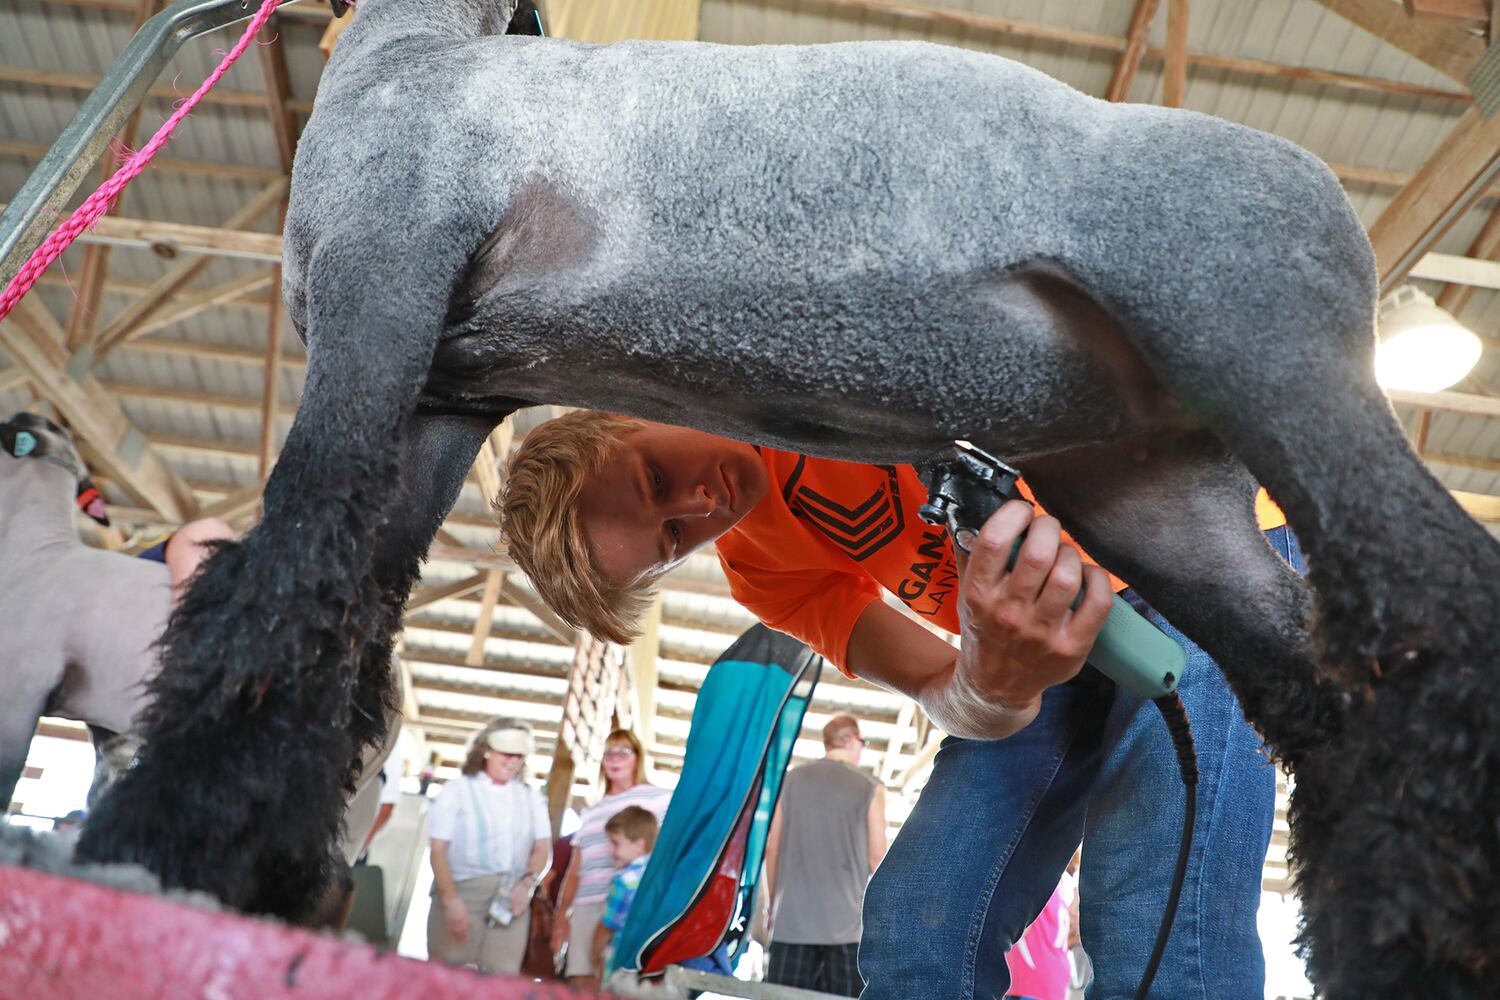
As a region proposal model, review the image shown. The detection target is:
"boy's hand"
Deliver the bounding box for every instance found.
[932,500,1112,738]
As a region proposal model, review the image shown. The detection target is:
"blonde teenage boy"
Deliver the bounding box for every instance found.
[499,411,1293,1000]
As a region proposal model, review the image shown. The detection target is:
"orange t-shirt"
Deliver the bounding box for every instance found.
[715,448,1284,677]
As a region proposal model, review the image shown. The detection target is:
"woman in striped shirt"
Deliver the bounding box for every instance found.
[550,728,672,989]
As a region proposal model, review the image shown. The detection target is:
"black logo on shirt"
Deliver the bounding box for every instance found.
[897,528,959,619]
[782,457,905,561]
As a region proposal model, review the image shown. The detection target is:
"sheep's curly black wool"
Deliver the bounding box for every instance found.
[78,503,385,924]
[1284,515,1500,997]
[76,0,1500,992]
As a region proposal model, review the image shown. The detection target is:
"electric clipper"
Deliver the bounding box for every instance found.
[918,441,1185,699]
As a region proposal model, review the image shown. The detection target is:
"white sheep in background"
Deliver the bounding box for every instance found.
[0,412,168,811]
[0,413,394,880]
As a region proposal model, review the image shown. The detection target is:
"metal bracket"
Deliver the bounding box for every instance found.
[0,0,305,293]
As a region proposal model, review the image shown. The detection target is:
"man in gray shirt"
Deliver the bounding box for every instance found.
[764,714,889,996]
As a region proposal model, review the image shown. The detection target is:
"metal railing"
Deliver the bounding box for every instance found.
[0,0,303,293]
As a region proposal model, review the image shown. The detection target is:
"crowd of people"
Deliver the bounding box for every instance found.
[92,404,1281,997]
[397,711,1082,999]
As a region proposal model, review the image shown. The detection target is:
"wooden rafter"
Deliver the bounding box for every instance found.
[27,0,333,21]
[0,203,282,260]
[406,649,570,685]
[1,298,196,521]
[1309,0,1486,84]
[0,366,31,396]
[427,541,513,571]
[1454,489,1500,520]
[1403,0,1490,28]
[0,139,285,184]
[1430,450,1500,474]
[470,425,505,509]
[320,7,354,60]
[1155,46,1469,102]
[93,180,286,358]
[62,0,161,354]
[407,573,488,614]
[465,571,505,666]
[880,699,917,783]
[197,482,264,527]
[259,282,285,479]
[897,730,944,794]
[1367,108,1500,289]
[0,65,316,116]
[1163,0,1189,108]
[1106,0,1161,101]
[1436,208,1500,316]
[123,269,279,345]
[794,0,1472,102]
[108,334,304,368]
[1414,409,1434,455]
[258,184,292,479]
[257,13,299,174]
[499,574,579,645]
[1387,386,1500,418]
[392,643,424,754]
[628,596,664,757]
[1411,251,1500,293]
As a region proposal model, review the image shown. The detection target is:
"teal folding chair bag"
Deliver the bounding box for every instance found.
[613,624,821,976]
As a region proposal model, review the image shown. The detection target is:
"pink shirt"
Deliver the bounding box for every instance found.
[1006,883,1072,1000]
[573,783,672,904]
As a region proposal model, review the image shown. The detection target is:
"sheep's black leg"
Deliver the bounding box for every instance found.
[344,409,499,796]
[246,408,503,921]
[77,233,491,919]
[1017,429,1346,768]
[1082,296,1500,995]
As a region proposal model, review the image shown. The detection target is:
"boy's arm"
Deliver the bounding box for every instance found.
[847,502,1112,740]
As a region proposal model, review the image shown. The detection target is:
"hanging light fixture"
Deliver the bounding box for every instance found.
[1374,285,1482,393]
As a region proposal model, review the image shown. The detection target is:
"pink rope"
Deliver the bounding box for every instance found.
[0,0,284,323]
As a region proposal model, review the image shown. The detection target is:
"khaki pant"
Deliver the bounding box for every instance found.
[427,874,531,974]
[565,899,608,977]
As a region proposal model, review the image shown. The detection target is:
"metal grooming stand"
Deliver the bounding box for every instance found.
[662,966,849,999]
[0,0,301,293]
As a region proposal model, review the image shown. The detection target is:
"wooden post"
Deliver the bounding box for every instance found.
[545,739,576,838]
[465,571,504,666]
[547,632,627,832]
[1163,0,1189,108]
[1368,107,1500,289]
[1105,0,1161,102]
[628,596,663,765]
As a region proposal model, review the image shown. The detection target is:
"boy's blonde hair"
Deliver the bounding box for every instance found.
[499,410,655,645]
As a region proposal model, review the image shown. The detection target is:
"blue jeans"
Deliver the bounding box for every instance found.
[861,527,1301,1000]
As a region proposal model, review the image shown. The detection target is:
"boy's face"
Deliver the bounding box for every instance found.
[579,421,770,586]
[609,830,650,867]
